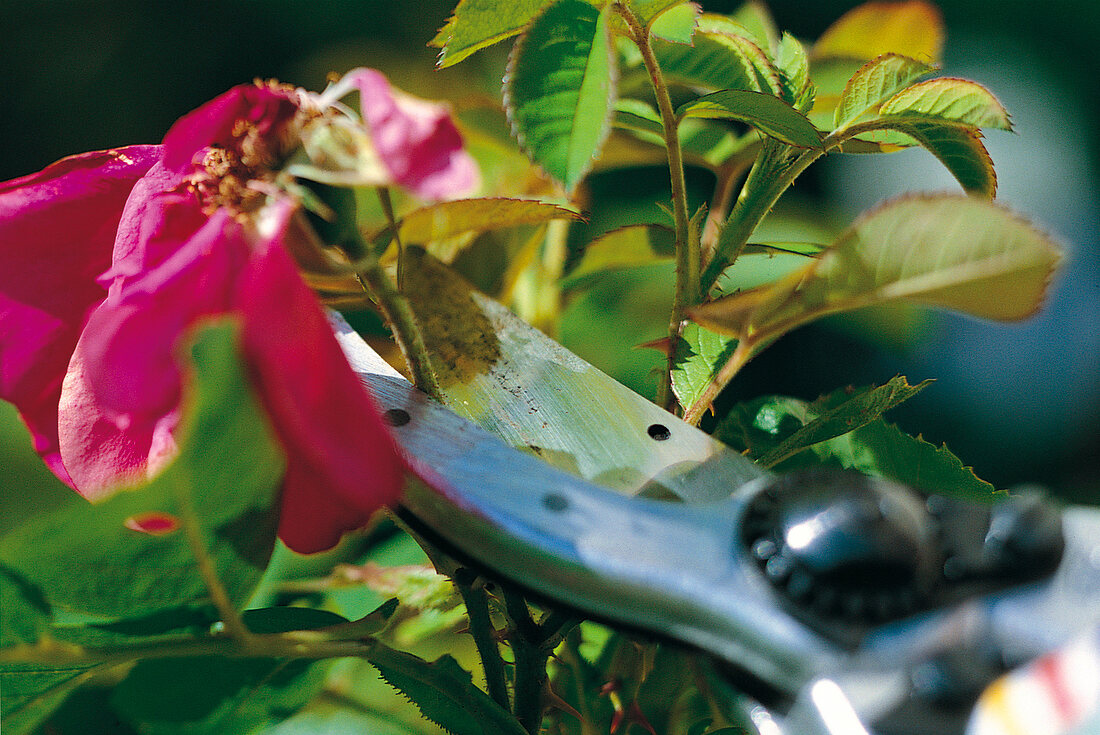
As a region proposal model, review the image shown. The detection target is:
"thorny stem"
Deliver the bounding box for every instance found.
[456,579,512,712]
[683,132,864,419]
[356,260,444,403]
[700,158,752,262]
[702,143,824,295]
[537,609,578,648]
[504,589,552,735]
[613,1,696,411]
[395,513,516,721]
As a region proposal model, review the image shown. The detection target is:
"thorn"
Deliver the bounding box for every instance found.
[543,681,583,722]
[613,702,657,735]
[636,337,670,353]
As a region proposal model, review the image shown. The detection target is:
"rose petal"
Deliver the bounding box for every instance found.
[238,201,405,553]
[162,84,300,178]
[100,162,206,294]
[343,68,480,200]
[79,208,250,426]
[0,145,159,484]
[57,328,158,498]
[274,459,375,554]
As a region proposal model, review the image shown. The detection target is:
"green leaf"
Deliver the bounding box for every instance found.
[610,100,749,169]
[690,195,1063,349]
[72,605,219,646]
[715,394,812,458]
[371,651,527,735]
[431,0,550,68]
[0,565,49,647]
[807,56,865,130]
[715,392,998,503]
[1,605,223,734]
[808,420,999,502]
[775,32,814,113]
[651,16,777,94]
[260,700,444,735]
[742,241,825,257]
[612,98,665,141]
[505,0,616,192]
[677,90,822,149]
[833,53,938,130]
[879,77,1013,130]
[841,119,998,198]
[811,0,944,63]
[0,320,284,619]
[2,664,110,735]
[756,376,932,467]
[645,1,699,43]
[563,224,673,290]
[399,198,582,245]
[110,608,348,733]
[670,323,737,411]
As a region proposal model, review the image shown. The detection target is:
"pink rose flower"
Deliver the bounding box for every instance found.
[0,72,478,553]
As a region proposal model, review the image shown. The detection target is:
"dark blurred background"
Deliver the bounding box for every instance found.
[1,0,1096,503]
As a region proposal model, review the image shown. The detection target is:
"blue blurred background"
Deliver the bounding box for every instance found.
[1,0,1096,505]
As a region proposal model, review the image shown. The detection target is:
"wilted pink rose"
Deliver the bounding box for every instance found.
[0,72,478,553]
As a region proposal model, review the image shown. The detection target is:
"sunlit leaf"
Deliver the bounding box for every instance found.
[563,224,673,290]
[839,119,998,197]
[677,90,822,148]
[431,0,550,68]
[646,1,700,43]
[505,0,617,192]
[0,320,284,618]
[756,376,932,466]
[691,195,1062,349]
[834,53,938,129]
[812,0,944,63]
[775,32,814,113]
[670,322,737,410]
[399,198,582,245]
[807,56,865,129]
[652,15,779,95]
[879,77,1013,130]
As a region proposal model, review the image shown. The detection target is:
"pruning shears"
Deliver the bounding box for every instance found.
[328,283,1100,735]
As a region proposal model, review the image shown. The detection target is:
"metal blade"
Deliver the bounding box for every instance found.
[330,310,842,693]
[394,250,766,501]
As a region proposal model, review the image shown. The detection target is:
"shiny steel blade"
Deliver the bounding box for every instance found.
[394,251,766,502]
